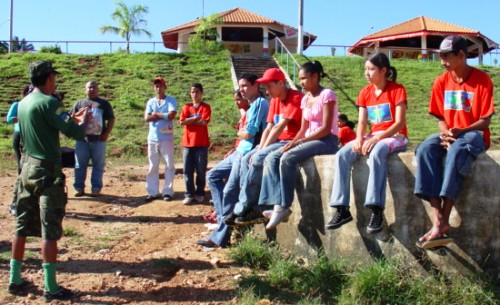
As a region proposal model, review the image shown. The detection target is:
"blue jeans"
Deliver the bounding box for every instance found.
[183,147,208,198]
[259,134,338,209]
[414,131,486,202]
[74,140,106,192]
[234,142,288,216]
[329,139,407,209]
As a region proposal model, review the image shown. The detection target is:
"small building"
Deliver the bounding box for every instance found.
[161,7,317,56]
[348,16,498,65]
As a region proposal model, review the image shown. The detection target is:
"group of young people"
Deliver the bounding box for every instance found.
[197,35,495,251]
[6,35,494,301]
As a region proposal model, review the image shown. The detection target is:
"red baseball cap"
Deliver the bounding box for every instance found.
[257,68,286,84]
[153,77,166,86]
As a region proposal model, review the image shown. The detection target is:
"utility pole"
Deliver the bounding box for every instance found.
[297,0,303,54]
[9,0,13,53]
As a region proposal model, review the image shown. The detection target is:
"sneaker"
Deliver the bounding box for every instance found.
[43,286,79,302]
[262,210,291,223]
[8,202,16,216]
[74,189,85,197]
[194,195,205,203]
[182,197,194,205]
[163,195,173,201]
[145,195,158,203]
[266,207,292,230]
[223,212,238,226]
[234,209,266,226]
[203,211,217,224]
[7,280,30,295]
[325,207,353,230]
[366,206,384,234]
[196,238,218,248]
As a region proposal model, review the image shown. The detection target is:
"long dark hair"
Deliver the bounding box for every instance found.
[366,52,397,82]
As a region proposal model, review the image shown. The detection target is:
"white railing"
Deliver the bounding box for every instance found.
[274,37,301,84]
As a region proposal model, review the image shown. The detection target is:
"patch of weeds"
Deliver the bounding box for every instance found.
[236,286,265,305]
[227,233,279,269]
[63,227,81,237]
[0,250,38,262]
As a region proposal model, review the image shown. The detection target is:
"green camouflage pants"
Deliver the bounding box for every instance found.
[15,162,67,240]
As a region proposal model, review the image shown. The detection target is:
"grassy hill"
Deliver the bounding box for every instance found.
[1,52,499,167]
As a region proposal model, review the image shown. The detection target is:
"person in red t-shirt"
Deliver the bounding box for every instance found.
[414,36,495,249]
[337,113,356,147]
[179,83,211,205]
[229,68,304,226]
[326,52,409,234]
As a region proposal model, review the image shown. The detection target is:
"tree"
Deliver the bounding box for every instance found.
[188,14,224,54]
[4,36,35,52]
[99,1,151,54]
[0,41,8,54]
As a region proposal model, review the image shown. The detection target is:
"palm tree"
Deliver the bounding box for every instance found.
[8,36,35,52]
[99,1,151,54]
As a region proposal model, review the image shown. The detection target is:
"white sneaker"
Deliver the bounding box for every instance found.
[265,207,292,230]
[182,197,194,205]
[194,195,205,203]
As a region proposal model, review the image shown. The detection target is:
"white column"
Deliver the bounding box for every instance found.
[421,35,428,60]
[263,27,269,56]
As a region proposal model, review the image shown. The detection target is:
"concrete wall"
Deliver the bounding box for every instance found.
[259,151,500,279]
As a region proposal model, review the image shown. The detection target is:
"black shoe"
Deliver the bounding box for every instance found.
[145,195,158,203]
[163,195,172,201]
[325,207,353,230]
[234,209,266,226]
[44,286,79,302]
[7,280,30,295]
[196,238,218,248]
[366,206,384,234]
[223,212,238,226]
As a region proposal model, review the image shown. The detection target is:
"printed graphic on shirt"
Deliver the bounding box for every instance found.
[55,107,71,123]
[444,90,473,112]
[367,103,392,124]
[86,107,103,135]
[189,113,201,118]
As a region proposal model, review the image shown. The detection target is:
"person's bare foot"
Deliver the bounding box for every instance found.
[418,224,451,243]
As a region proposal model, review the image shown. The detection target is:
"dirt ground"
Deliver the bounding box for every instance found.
[0,165,256,305]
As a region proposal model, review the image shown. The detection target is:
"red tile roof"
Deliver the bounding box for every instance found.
[162,7,293,34]
[365,16,477,40]
[349,16,498,57]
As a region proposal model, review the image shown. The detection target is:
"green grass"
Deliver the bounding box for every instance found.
[230,235,499,305]
[280,55,500,151]
[1,52,499,169]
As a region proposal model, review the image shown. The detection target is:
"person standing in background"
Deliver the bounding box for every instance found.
[70,80,115,197]
[6,85,31,215]
[179,83,211,205]
[144,77,177,202]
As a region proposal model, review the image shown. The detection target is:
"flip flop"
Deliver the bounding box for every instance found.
[416,236,454,249]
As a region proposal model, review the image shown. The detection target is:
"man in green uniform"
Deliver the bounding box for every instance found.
[8,60,85,302]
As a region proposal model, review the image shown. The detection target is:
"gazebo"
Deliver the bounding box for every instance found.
[348,16,498,65]
[161,7,317,56]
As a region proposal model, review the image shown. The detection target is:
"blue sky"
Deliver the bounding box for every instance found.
[1,0,499,64]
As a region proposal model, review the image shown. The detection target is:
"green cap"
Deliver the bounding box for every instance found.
[28,60,60,79]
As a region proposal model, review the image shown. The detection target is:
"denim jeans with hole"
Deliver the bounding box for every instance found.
[182,147,208,198]
[414,131,486,202]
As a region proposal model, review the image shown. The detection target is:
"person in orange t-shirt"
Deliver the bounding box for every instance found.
[337,113,356,147]
[326,52,408,234]
[179,83,211,205]
[414,36,495,249]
